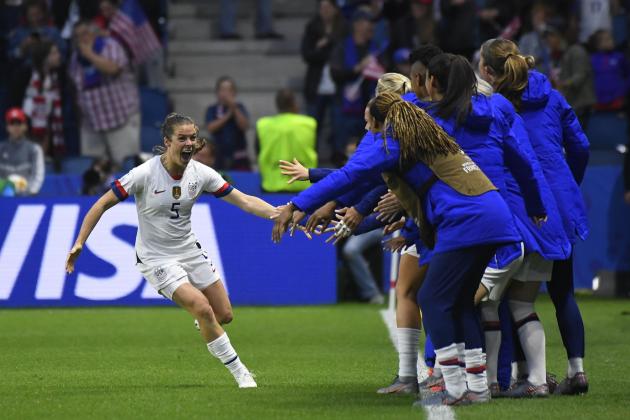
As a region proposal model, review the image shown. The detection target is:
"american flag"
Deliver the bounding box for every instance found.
[109,0,162,66]
[362,55,386,81]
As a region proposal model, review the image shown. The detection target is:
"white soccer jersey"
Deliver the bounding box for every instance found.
[111,156,232,264]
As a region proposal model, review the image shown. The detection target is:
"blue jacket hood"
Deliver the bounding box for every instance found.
[522,71,551,109]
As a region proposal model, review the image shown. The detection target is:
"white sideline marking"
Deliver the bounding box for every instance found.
[380,309,455,420]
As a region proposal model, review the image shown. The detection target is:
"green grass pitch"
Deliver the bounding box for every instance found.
[1,296,629,419]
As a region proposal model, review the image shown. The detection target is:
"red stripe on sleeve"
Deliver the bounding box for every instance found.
[114,180,129,199]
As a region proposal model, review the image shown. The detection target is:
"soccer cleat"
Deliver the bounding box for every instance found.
[413,390,470,407]
[419,373,445,390]
[234,370,257,388]
[462,388,491,404]
[376,375,419,394]
[504,380,549,398]
[555,372,589,395]
[546,373,559,394]
[489,382,505,398]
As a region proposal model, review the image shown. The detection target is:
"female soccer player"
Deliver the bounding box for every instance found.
[65,113,279,388]
[273,92,521,406]
[479,38,590,396]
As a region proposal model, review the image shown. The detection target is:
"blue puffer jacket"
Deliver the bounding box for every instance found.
[491,94,572,260]
[292,131,521,255]
[420,94,546,267]
[520,71,590,244]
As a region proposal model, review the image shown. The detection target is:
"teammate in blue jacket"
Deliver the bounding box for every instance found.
[479,38,590,396]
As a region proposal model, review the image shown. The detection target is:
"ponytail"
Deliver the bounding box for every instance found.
[427,53,477,125]
[371,92,461,166]
[480,38,535,110]
[376,72,413,96]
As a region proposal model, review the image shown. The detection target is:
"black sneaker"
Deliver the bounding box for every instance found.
[555,372,589,395]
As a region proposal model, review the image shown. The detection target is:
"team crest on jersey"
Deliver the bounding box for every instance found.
[188,181,198,197]
[172,186,181,199]
[154,267,166,281]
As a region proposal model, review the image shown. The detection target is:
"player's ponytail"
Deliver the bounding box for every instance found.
[370,92,461,166]
[376,73,412,96]
[426,53,477,126]
[480,38,534,110]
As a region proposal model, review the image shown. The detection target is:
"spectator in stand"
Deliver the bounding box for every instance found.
[519,2,553,75]
[545,26,595,129]
[69,20,140,168]
[575,0,613,44]
[301,0,347,158]
[330,8,385,166]
[206,76,251,171]
[477,0,516,42]
[218,0,284,40]
[93,0,165,88]
[7,0,66,65]
[81,157,114,195]
[390,0,436,51]
[589,29,630,111]
[438,0,478,59]
[0,108,45,196]
[9,40,66,159]
[257,89,317,193]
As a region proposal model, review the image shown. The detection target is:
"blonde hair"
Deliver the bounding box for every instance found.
[370,92,461,166]
[480,38,535,110]
[376,73,412,96]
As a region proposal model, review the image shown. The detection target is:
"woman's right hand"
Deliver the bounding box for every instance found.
[272,204,295,243]
[279,158,308,184]
[65,244,83,274]
[304,201,337,233]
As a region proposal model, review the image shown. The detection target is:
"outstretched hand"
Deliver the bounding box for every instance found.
[382,236,407,253]
[335,207,363,232]
[383,218,405,235]
[304,201,336,233]
[279,158,308,184]
[65,244,83,274]
[272,204,295,243]
[375,191,402,222]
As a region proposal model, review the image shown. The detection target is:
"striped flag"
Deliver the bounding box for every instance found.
[109,0,162,66]
[362,55,386,81]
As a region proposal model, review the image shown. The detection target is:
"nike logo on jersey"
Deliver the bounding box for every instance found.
[154,189,166,194]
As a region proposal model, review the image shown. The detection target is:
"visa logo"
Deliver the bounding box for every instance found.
[0,203,226,302]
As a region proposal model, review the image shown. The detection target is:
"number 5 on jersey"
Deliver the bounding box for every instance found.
[170,202,181,219]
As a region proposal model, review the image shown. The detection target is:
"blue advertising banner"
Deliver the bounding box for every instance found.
[0,195,337,307]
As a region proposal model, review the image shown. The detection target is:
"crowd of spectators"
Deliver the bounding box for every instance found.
[0,0,164,195]
[2,0,630,203]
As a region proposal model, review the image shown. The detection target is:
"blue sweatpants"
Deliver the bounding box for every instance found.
[417,244,497,351]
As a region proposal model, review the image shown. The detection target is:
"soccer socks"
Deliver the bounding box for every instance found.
[207,332,247,376]
[510,300,546,386]
[481,301,501,385]
[435,343,466,398]
[568,357,584,378]
[397,328,421,379]
[465,348,487,392]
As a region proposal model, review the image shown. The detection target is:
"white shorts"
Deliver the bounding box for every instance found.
[513,252,553,283]
[138,252,221,300]
[401,244,420,258]
[481,245,525,302]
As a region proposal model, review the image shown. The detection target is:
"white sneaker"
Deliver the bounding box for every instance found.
[234,370,257,388]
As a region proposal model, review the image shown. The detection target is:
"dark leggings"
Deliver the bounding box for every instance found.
[548,254,586,358]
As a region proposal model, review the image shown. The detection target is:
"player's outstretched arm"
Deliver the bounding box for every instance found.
[65,190,120,273]
[221,188,279,219]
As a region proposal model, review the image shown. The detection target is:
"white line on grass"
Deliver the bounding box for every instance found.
[380,309,455,420]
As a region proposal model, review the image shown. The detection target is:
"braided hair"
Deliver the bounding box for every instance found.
[370,92,461,166]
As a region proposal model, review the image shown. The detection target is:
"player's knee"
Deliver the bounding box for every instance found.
[217,309,233,324]
[193,303,216,323]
